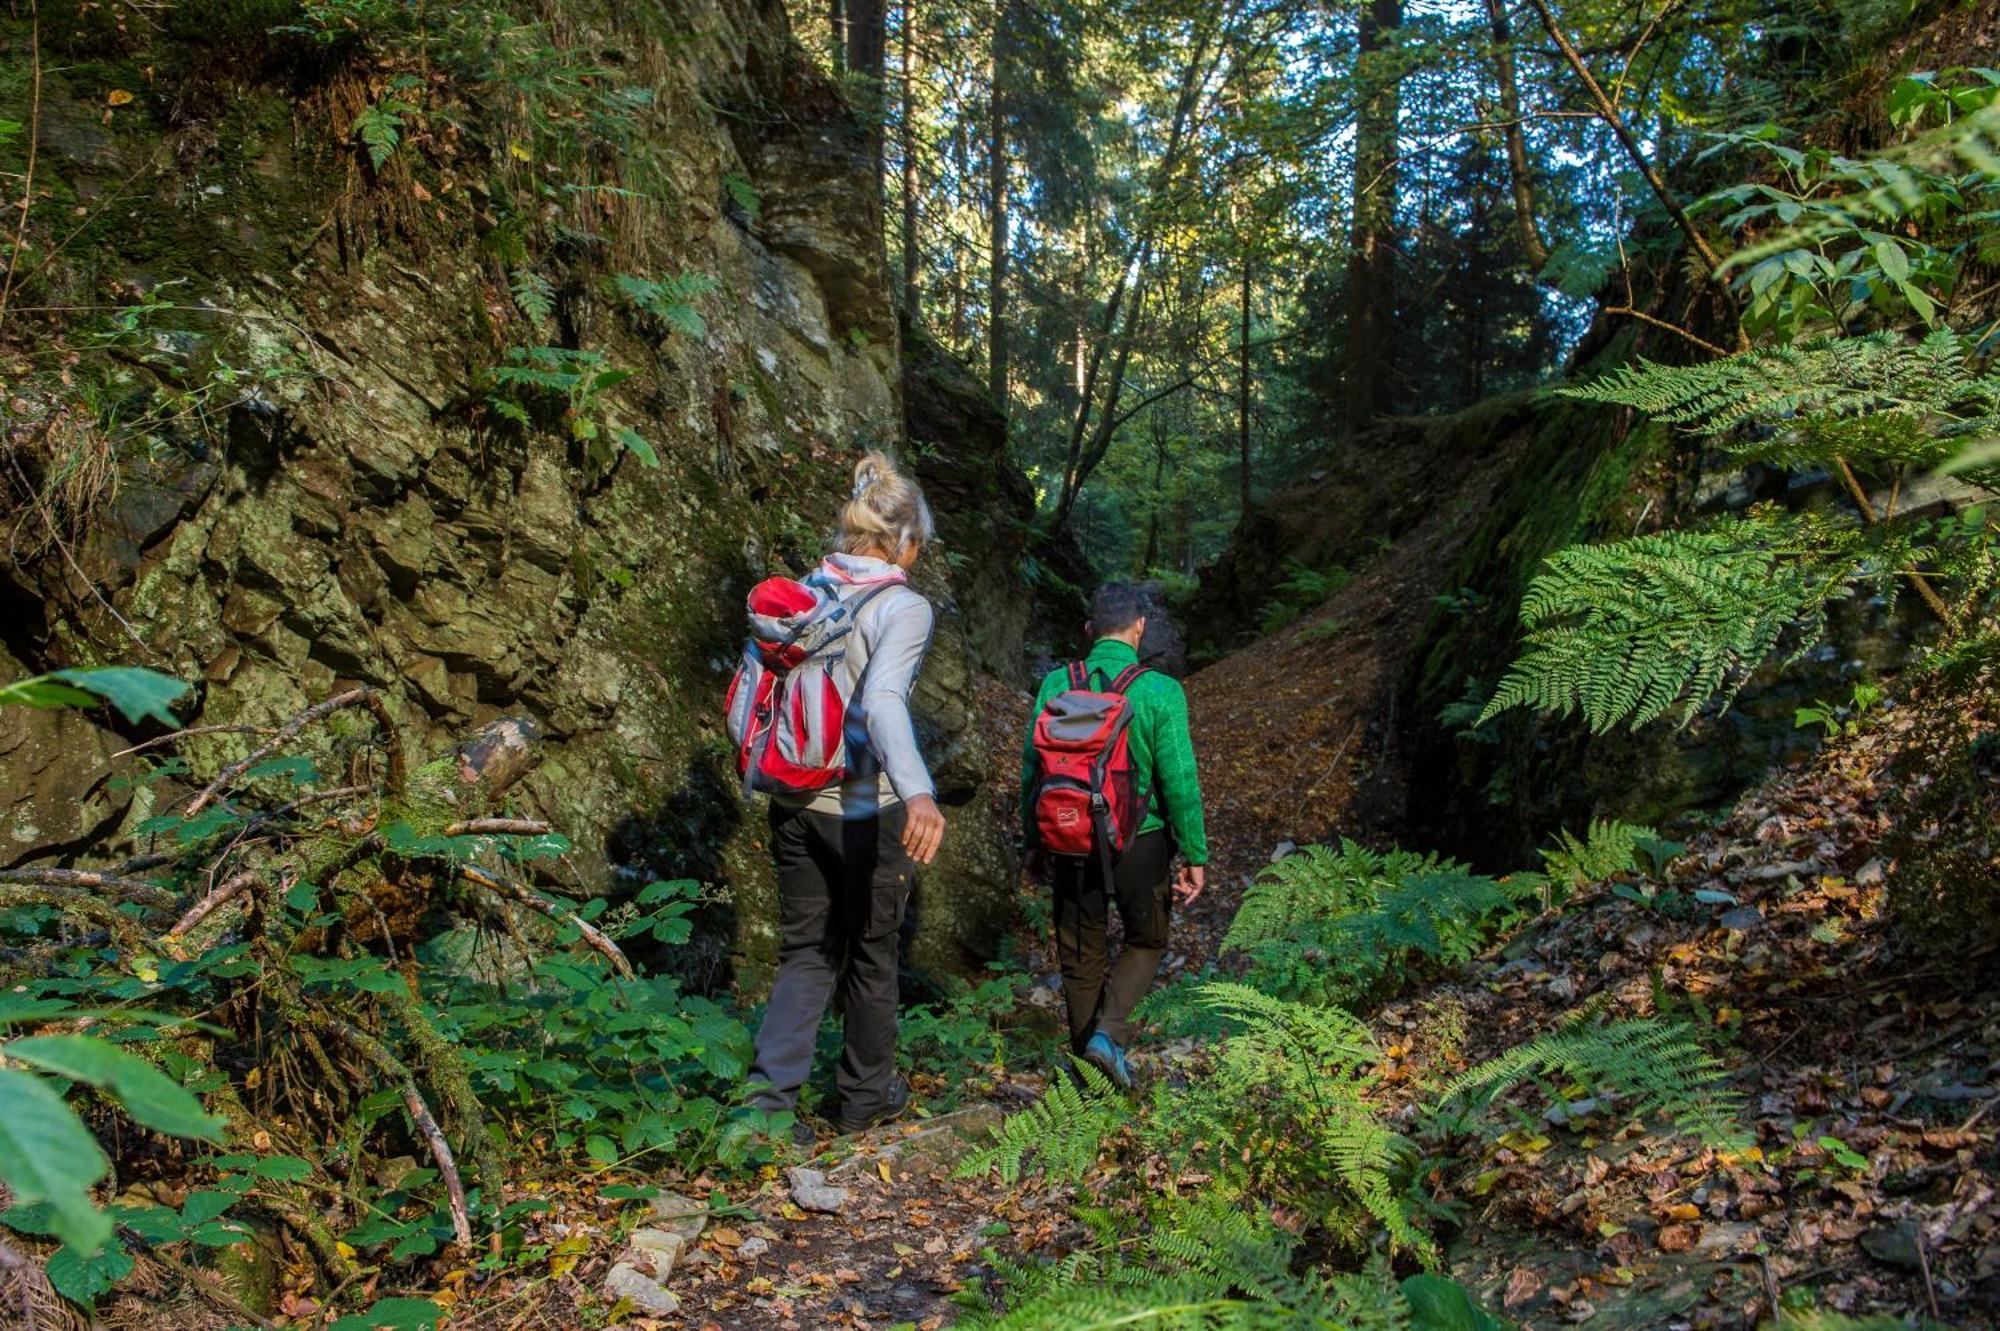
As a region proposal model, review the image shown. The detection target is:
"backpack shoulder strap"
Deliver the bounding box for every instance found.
[1066,661,1089,690]
[1107,664,1150,695]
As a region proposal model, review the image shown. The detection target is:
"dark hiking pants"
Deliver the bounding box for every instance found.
[747,802,914,1122]
[1052,829,1173,1052]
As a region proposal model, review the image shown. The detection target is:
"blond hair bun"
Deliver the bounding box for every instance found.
[837,449,934,558]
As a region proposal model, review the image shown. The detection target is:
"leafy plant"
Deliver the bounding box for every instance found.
[612,271,718,340]
[1795,680,1886,738]
[353,77,423,171]
[1225,841,1532,1004]
[1478,519,1884,733]
[1139,984,1431,1257]
[957,1059,1125,1184]
[482,344,658,467]
[1440,1013,1747,1151]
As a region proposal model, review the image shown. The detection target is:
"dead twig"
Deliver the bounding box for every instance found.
[327,1022,473,1248]
[458,864,633,978]
[185,689,403,817]
[1831,455,1951,618]
[0,0,39,330]
[441,818,551,838]
[0,866,176,910]
[165,870,260,938]
[114,722,280,759]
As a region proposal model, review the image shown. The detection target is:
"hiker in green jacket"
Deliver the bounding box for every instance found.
[1021,583,1207,1087]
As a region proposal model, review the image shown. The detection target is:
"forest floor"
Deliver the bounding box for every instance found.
[347,477,2000,1331]
[100,489,1986,1331]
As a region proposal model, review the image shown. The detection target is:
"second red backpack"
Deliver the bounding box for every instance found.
[1029,662,1150,866]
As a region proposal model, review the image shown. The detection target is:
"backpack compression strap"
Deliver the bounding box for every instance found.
[1107,664,1149,694]
[1067,661,1089,690]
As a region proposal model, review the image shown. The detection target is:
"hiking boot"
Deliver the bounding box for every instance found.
[1082,1032,1134,1090]
[829,1074,911,1135]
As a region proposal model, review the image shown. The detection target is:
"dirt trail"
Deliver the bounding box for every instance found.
[1171,436,1522,967]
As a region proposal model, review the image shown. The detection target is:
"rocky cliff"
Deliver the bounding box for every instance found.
[0,0,1019,983]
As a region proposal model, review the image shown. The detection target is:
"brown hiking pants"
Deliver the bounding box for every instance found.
[1051,829,1173,1051]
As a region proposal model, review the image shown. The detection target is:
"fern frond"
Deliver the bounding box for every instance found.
[955,1060,1124,1184]
[1482,522,1861,732]
[1443,1015,1747,1150]
[1540,819,1658,891]
[1562,331,2000,460]
[509,268,556,331]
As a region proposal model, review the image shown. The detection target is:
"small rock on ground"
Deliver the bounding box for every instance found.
[648,1191,709,1242]
[626,1226,687,1277]
[604,1262,680,1315]
[787,1166,848,1214]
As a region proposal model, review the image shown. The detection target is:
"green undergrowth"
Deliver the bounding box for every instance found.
[952,820,1749,1329]
[0,671,799,1327]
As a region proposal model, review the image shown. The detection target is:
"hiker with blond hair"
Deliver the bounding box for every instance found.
[729,450,945,1139]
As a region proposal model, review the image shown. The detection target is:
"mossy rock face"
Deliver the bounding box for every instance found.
[0,0,1025,988]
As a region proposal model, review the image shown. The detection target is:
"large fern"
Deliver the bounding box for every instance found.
[1442,1013,1747,1150]
[1226,842,1531,1003]
[1478,520,1876,732]
[956,1059,1125,1184]
[962,1200,1428,1331]
[1142,984,1432,1258]
[1563,331,2000,465]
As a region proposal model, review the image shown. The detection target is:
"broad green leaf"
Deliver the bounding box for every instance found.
[1403,1273,1506,1331]
[44,1238,133,1303]
[49,667,191,726]
[6,1035,224,1139]
[0,677,100,710]
[0,1068,113,1251]
[1872,237,1911,283]
[330,1296,444,1331]
[613,427,659,468]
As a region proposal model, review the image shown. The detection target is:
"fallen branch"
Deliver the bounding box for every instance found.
[441,819,551,838]
[0,866,176,910]
[458,865,633,978]
[0,883,150,952]
[327,1023,473,1248]
[185,689,404,817]
[1832,455,1951,619]
[400,1082,474,1248]
[166,870,260,938]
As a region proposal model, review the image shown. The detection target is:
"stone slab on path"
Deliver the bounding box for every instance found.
[825,1102,1004,1180]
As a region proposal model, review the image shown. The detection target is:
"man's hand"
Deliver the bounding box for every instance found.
[902,794,947,865]
[1172,863,1205,905]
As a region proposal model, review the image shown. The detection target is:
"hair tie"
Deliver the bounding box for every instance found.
[852,467,877,500]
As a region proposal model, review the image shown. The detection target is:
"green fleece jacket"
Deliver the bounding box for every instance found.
[1020,638,1208,866]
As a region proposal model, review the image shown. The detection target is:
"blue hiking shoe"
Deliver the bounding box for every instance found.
[1082,1032,1134,1090]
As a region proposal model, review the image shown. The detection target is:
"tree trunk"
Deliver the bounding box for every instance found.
[828,0,846,73]
[1345,0,1402,438]
[986,0,1013,416]
[1049,6,1231,536]
[950,119,971,350]
[899,0,919,315]
[848,0,887,187]
[1483,0,1547,270]
[1238,243,1254,519]
[1142,416,1168,571]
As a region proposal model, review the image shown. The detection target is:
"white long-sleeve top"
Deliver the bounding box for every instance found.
[779,553,936,820]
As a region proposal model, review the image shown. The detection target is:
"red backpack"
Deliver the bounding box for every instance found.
[1029,662,1151,868]
[724,573,899,796]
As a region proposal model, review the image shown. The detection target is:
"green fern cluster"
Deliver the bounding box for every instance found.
[1538,819,1662,895]
[1225,842,1530,1003]
[1443,1013,1747,1150]
[1563,331,2000,465]
[956,1059,1126,1184]
[960,1199,1437,1331]
[1143,984,1432,1258]
[1478,521,1866,732]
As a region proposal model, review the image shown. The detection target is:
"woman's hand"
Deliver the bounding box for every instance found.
[902,794,947,864]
